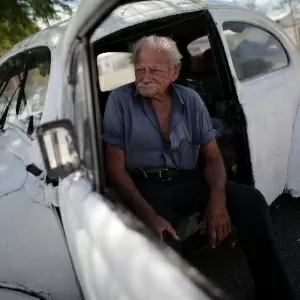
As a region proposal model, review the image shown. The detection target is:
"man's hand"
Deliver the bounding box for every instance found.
[202,139,229,248]
[147,214,180,241]
[202,191,231,248]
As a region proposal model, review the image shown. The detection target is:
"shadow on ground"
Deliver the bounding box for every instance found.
[182,194,300,300]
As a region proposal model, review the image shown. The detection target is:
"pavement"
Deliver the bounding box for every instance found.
[183,194,300,300]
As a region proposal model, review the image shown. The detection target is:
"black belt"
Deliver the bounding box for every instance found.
[129,168,183,182]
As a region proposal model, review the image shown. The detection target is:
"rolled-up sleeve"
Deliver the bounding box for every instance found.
[197,96,215,146]
[102,92,125,150]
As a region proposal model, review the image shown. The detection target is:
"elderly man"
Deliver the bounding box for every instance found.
[103,35,295,300]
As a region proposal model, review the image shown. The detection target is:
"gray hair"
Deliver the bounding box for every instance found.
[130,35,182,66]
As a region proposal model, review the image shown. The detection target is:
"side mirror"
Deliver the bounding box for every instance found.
[37,119,81,179]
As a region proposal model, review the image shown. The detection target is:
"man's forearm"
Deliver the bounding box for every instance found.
[109,169,157,221]
[204,156,227,198]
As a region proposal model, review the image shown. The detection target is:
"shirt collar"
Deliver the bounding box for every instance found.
[133,83,185,107]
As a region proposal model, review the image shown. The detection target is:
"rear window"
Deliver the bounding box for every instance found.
[222,21,289,81]
[97,52,135,91]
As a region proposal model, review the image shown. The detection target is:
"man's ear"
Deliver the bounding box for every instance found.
[171,63,181,82]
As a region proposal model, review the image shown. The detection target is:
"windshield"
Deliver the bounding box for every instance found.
[0,47,51,135]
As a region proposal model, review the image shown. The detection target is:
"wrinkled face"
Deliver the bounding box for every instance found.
[135,47,180,98]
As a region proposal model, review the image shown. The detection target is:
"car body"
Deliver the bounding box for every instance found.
[1,0,300,299]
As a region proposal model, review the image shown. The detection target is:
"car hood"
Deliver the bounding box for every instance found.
[0,288,40,299]
[0,149,27,198]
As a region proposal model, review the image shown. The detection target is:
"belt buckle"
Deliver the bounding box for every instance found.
[158,168,171,182]
[138,168,148,178]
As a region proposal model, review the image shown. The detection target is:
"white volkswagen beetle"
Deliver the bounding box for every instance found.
[0,0,300,299]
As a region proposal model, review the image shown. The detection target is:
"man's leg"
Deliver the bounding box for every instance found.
[130,173,183,253]
[226,181,295,300]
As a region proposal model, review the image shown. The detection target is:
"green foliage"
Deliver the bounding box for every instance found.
[244,0,270,13]
[246,0,258,10]
[0,0,76,57]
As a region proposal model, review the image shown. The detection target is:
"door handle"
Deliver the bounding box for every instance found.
[26,163,43,177]
[26,164,58,186]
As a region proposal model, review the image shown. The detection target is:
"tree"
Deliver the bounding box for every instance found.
[0,0,77,56]
[246,0,259,10]
[244,0,271,13]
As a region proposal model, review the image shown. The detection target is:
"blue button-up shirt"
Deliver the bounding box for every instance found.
[103,82,215,170]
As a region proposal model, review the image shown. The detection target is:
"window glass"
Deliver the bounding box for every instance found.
[185,35,222,106]
[188,35,211,56]
[74,52,94,172]
[187,35,214,72]
[0,73,20,120]
[97,52,135,91]
[0,47,51,135]
[222,22,289,81]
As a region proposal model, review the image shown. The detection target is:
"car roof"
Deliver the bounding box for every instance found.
[0,0,249,65]
[0,19,69,65]
[69,0,251,48]
[90,0,208,43]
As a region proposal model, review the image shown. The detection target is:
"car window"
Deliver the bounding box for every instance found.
[0,47,51,135]
[222,22,289,81]
[0,71,20,119]
[67,45,96,182]
[97,52,135,91]
[187,35,215,73]
[188,35,211,56]
[74,54,94,172]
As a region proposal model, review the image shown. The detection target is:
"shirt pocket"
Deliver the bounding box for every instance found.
[176,142,200,170]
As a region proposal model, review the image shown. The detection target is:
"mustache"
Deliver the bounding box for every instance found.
[137,82,159,88]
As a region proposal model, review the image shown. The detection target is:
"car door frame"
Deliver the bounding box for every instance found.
[204,10,254,186]
[56,31,221,300]
[57,38,96,300]
[52,1,234,299]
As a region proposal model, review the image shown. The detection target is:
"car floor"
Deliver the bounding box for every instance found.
[183,194,300,300]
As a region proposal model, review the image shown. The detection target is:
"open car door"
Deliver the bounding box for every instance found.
[208,7,300,205]
[37,1,228,299]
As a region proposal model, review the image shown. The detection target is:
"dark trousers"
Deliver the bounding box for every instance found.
[131,171,295,300]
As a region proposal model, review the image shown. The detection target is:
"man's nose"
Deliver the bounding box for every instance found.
[142,70,152,82]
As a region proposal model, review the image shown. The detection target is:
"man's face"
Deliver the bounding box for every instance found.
[135,46,180,98]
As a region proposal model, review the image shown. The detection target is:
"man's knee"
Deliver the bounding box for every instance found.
[226,181,269,220]
[244,185,268,211]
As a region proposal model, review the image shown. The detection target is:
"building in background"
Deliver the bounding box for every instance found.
[264,1,300,47]
[275,10,300,45]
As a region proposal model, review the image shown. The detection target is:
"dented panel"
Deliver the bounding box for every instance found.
[0,150,27,198]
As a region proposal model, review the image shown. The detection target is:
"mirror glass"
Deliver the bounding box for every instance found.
[42,126,80,171]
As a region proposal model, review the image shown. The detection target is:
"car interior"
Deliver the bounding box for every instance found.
[91,10,253,243]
